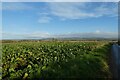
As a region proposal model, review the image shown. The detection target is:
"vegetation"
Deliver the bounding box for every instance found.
[118,40,120,45]
[0,42,2,80]
[2,41,112,79]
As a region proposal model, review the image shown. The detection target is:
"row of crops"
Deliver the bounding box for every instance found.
[2,41,112,79]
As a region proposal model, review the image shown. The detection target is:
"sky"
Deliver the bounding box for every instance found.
[1,0,119,2]
[1,2,118,39]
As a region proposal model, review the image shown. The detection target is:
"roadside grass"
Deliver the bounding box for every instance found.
[39,43,112,79]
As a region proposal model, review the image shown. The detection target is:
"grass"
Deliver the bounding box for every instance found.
[42,43,112,79]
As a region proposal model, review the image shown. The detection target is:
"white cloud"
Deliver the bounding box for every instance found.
[2,3,34,10]
[2,32,51,39]
[53,31,118,39]
[94,3,118,17]
[47,2,117,20]
[38,13,52,23]
[2,2,117,23]
[0,2,2,10]
[95,30,100,33]
[38,16,52,23]
[2,31,118,40]
[48,3,94,20]
[26,32,50,38]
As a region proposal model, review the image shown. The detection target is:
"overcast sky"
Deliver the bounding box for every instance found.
[1,2,118,39]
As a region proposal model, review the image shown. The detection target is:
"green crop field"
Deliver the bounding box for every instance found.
[2,41,113,79]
